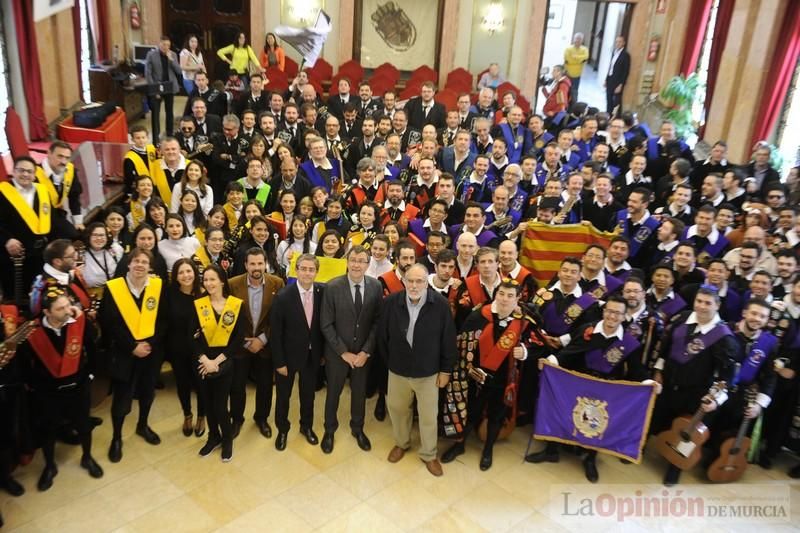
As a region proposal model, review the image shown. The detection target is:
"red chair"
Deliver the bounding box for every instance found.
[409,65,438,85]
[337,60,364,83]
[265,77,289,94]
[373,62,400,83]
[399,82,422,101]
[517,94,531,115]
[5,107,50,159]
[266,66,288,85]
[284,56,299,80]
[446,68,473,89]
[307,58,333,82]
[496,81,521,100]
[368,74,397,97]
[434,88,458,112]
[444,78,472,95]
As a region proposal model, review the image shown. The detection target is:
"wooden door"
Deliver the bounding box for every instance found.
[162,0,252,83]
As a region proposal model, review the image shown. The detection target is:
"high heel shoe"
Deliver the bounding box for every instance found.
[194,416,206,437]
[182,415,194,437]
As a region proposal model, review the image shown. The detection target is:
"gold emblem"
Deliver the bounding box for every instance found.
[592,287,605,299]
[42,202,50,215]
[498,330,518,350]
[566,304,582,319]
[696,251,711,267]
[604,346,624,365]
[202,307,210,317]
[222,310,235,326]
[778,319,790,328]
[541,290,553,301]
[535,139,544,149]
[66,337,81,357]
[572,397,609,439]
[145,296,157,310]
[466,351,474,362]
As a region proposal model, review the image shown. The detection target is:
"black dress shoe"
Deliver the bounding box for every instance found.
[80,456,104,478]
[321,432,334,454]
[758,455,773,470]
[352,430,371,451]
[275,432,288,451]
[231,422,242,439]
[90,416,103,428]
[135,424,161,445]
[1,476,25,497]
[221,441,233,463]
[199,438,221,457]
[525,447,560,464]
[663,465,681,486]
[300,427,319,445]
[583,457,599,483]
[789,465,800,479]
[37,465,58,492]
[374,394,386,421]
[108,438,122,463]
[479,449,493,471]
[441,442,465,463]
[257,421,273,439]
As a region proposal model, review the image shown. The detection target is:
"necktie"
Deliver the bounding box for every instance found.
[302,290,313,327]
[423,105,430,117]
[290,126,296,138]
[354,284,363,316]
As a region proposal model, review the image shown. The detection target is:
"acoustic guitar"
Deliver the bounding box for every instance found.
[654,381,725,471]
[707,389,756,483]
[0,320,37,368]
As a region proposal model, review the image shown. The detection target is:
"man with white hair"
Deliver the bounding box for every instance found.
[564,32,589,103]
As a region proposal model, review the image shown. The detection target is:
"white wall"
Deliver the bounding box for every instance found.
[540,0,577,72]
[596,2,626,78]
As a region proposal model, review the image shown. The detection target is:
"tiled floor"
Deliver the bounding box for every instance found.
[1,369,799,532]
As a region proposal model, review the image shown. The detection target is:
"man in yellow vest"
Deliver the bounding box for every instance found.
[123,124,157,197]
[149,136,186,207]
[36,141,83,239]
[564,32,590,104]
[0,156,52,303]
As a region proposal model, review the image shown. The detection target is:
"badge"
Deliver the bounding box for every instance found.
[592,287,606,299]
[202,308,210,317]
[66,337,81,357]
[498,330,518,350]
[696,251,711,266]
[535,139,544,149]
[778,319,790,328]
[145,296,157,310]
[686,338,705,355]
[222,310,235,326]
[566,304,582,320]
[455,392,463,401]
[572,396,609,439]
[466,351,474,362]
[457,401,466,411]
[604,346,624,365]
[541,290,553,302]
[634,226,652,243]
[749,349,765,365]
[42,202,50,215]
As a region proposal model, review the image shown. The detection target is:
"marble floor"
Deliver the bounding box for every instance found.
[1,368,799,532]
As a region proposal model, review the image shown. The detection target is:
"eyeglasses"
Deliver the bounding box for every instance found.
[603,309,624,316]
[14,167,35,174]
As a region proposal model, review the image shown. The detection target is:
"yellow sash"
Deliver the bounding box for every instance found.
[223,203,240,231]
[129,199,147,229]
[149,162,172,206]
[35,163,74,208]
[195,227,206,246]
[124,145,156,178]
[0,181,51,235]
[194,246,210,268]
[106,276,162,340]
[194,296,242,347]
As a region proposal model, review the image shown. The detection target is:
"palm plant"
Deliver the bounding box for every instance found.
[659,73,700,138]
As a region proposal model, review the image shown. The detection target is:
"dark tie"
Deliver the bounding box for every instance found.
[290,126,296,138]
[423,105,430,117]
[354,284,363,316]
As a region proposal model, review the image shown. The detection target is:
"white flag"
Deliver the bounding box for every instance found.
[274,10,332,68]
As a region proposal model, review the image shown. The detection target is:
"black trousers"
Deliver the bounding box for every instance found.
[110,357,156,432]
[199,368,233,443]
[0,385,22,480]
[230,354,274,425]
[36,381,92,465]
[367,352,388,397]
[172,351,205,418]
[762,377,798,457]
[651,384,717,436]
[606,80,622,114]
[148,93,175,141]
[275,356,317,433]
[324,353,369,434]
[462,383,506,450]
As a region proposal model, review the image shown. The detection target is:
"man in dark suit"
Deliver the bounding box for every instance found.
[405,82,446,131]
[228,248,285,440]
[320,246,383,454]
[183,70,227,118]
[438,130,476,182]
[144,36,182,141]
[356,81,381,120]
[234,73,269,118]
[326,77,355,120]
[190,98,222,140]
[270,254,324,450]
[344,117,383,178]
[605,36,631,114]
[392,110,421,154]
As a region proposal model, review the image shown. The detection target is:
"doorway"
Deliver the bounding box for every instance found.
[161,0,252,83]
[536,0,633,114]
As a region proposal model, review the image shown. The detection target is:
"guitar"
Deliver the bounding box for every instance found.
[186,142,214,160]
[12,251,25,308]
[707,389,757,483]
[654,381,725,471]
[0,320,37,369]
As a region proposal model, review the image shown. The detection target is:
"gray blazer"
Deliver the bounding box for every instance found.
[144,49,182,96]
[320,274,382,359]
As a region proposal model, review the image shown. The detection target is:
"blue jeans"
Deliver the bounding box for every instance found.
[182,78,195,96]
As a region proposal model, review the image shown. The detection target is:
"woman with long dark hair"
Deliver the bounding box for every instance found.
[259,32,285,71]
[177,189,207,237]
[192,265,245,461]
[277,215,315,269]
[167,258,206,437]
[81,222,121,297]
[232,215,281,278]
[114,224,169,279]
[171,160,213,216]
[159,214,201,273]
[311,196,351,242]
[144,196,169,240]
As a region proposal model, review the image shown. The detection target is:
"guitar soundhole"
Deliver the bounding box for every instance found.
[679,431,690,442]
[730,447,740,455]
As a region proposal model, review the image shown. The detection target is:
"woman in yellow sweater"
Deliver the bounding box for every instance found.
[217,32,265,83]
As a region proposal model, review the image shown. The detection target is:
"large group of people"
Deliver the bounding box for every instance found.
[1,33,800,526]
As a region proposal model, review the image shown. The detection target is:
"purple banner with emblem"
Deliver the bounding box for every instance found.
[534,363,657,463]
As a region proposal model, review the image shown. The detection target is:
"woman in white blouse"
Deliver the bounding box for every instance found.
[80,222,122,295]
[159,214,200,273]
[170,160,214,215]
[179,34,205,95]
[276,215,316,270]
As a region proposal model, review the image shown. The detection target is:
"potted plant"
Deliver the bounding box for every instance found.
[658,73,700,138]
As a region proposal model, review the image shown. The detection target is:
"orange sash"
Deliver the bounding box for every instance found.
[28,314,86,378]
[477,305,523,372]
[465,275,490,307]
[380,271,404,295]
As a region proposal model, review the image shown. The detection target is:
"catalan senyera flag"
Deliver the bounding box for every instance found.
[534,363,657,463]
[520,222,618,287]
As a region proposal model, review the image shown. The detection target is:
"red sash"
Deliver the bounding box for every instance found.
[28,314,86,378]
[465,276,490,307]
[478,305,523,372]
[380,271,404,295]
[70,280,91,309]
[348,187,367,211]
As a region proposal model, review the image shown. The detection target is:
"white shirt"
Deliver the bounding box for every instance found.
[367,257,393,279]
[593,321,624,340]
[170,183,214,216]
[159,237,200,272]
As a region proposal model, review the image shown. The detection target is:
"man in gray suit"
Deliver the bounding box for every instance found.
[320,245,382,454]
[145,36,182,141]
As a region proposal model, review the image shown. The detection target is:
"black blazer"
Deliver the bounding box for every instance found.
[405,97,446,131]
[606,49,631,88]
[377,288,457,378]
[270,283,325,371]
[320,274,382,358]
[194,114,222,140]
[326,94,355,120]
